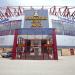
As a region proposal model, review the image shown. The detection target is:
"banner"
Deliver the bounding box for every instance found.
[0,28,53,36]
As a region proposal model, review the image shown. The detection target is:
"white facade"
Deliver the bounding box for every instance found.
[56,35,75,47]
[0,35,75,48]
[0,35,14,47]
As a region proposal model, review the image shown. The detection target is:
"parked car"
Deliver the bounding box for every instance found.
[1,51,12,58]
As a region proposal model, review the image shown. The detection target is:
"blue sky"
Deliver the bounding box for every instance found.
[0,0,75,6]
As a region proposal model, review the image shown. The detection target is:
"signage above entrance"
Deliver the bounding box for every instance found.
[24,9,49,28]
[25,11,47,27]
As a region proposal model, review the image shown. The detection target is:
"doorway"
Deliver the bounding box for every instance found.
[31,40,41,56]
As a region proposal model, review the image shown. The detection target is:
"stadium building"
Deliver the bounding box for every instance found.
[0,8,58,60]
[0,6,75,59]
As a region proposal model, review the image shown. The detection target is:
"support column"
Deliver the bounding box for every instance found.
[12,30,18,59]
[52,29,58,60]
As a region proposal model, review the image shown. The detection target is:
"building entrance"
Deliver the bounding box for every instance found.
[31,40,41,56]
[12,29,58,60]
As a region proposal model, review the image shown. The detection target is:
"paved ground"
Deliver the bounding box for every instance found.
[0,56,75,75]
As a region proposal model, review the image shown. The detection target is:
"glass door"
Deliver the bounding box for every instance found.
[31,40,41,56]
